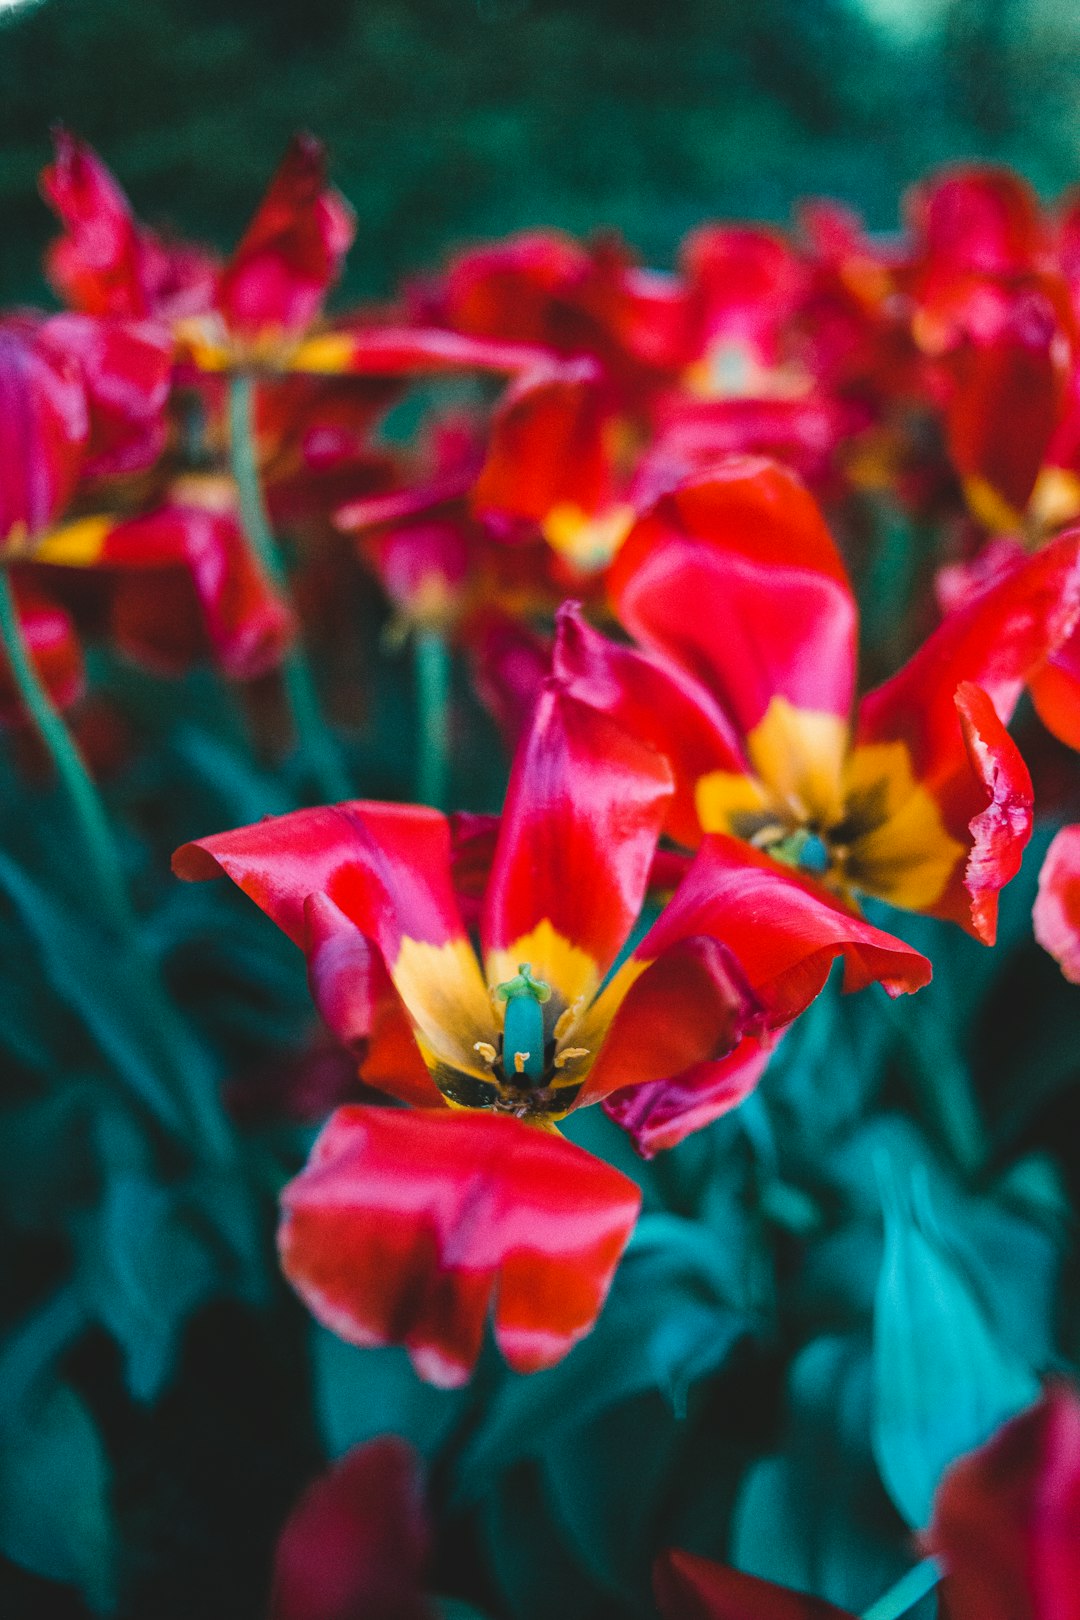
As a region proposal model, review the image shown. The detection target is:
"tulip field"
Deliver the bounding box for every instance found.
[3,118,1080,1620]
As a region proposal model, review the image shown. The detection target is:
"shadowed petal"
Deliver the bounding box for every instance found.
[654,1549,854,1620]
[269,1437,435,1620]
[1034,825,1080,983]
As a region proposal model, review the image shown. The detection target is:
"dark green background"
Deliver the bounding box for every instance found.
[2,0,1080,308]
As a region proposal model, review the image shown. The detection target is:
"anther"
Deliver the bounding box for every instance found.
[553,1047,589,1069]
[513,1051,531,1075]
[473,1041,497,1066]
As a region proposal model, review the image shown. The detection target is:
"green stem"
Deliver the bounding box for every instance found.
[414,627,452,809]
[861,1557,941,1620]
[0,567,135,940]
[227,372,349,803]
[0,566,233,1165]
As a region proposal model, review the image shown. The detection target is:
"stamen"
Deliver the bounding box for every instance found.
[473,1041,498,1066]
[553,1047,589,1069]
[553,1001,583,1042]
[513,1051,531,1075]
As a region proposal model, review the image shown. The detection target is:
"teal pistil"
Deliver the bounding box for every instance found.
[495,963,551,1085]
[769,827,831,876]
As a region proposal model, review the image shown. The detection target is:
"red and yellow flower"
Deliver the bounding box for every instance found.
[558,457,1080,947]
[174,677,927,1382]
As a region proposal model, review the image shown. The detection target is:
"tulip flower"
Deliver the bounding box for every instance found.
[557,458,1080,946]
[174,677,927,1381]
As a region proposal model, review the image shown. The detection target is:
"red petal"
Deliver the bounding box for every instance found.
[48,314,173,481]
[907,165,1047,278]
[217,133,355,343]
[580,934,759,1110]
[0,582,85,727]
[552,601,745,849]
[481,680,672,989]
[472,357,614,528]
[654,1549,854,1620]
[279,1105,641,1385]
[1034,825,1080,983]
[465,609,550,755]
[41,128,148,318]
[269,1437,435,1620]
[174,801,466,962]
[604,1031,779,1158]
[949,681,1033,945]
[297,324,547,378]
[608,459,857,736]
[857,530,1080,782]
[636,835,931,1023]
[75,497,294,681]
[1030,625,1080,752]
[927,1385,1080,1620]
[302,894,443,1110]
[0,316,87,548]
[944,281,1069,518]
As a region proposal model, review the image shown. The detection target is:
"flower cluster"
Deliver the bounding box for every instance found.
[6,133,1080,1619]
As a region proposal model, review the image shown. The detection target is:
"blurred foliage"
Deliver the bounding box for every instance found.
[3,0,1080,309]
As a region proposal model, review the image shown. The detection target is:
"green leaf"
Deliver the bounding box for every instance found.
[0,853,189,1137]
[455,1217,759,1502]
[0,1381,116,1613]
[732,1336,909,1612]
[871,1157,1040,1529]
[72,1172,229,1402]
[311,1327,469,1461]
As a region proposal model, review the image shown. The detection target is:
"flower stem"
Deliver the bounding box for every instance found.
[0,566,135,940]
[860,1557,940,1620]
[414,627,452,809]
[0,567,234,1163]
[227,372,349,803]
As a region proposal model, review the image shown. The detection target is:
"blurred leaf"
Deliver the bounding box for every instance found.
[0,1381,116,1613]
[456,1219,759,1502]
[311,1327,469,1461]
[71,1172,231,1402]
[0,853,189,1138]
[540,1394,681,1610]
[871,1157,1040,1529]
[732,1335,907,1611]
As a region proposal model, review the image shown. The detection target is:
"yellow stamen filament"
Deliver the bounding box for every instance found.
[553,1047,589,1069]
[513,1052,530,1075]
[553,1002,583,1043]
[473,1041,497,1066]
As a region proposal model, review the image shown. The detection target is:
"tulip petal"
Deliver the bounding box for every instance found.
[609,458,857,733]
[552,602,745,849]
[175,801,493,1074]
[654,1549,854,1620]
[269,1437,435,1620]
[632,835,931,1025]
[927,1386,1080,1620]
[604,1031,779,1158]
[302,894,444,1109]
[217,133,355,344]
[577,934,759,1110]
[481,680,672,1001]
[857,530,1080,782]
[1034,824,1080,983]
[0,316,87,551]
[279,1105,641,1385]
